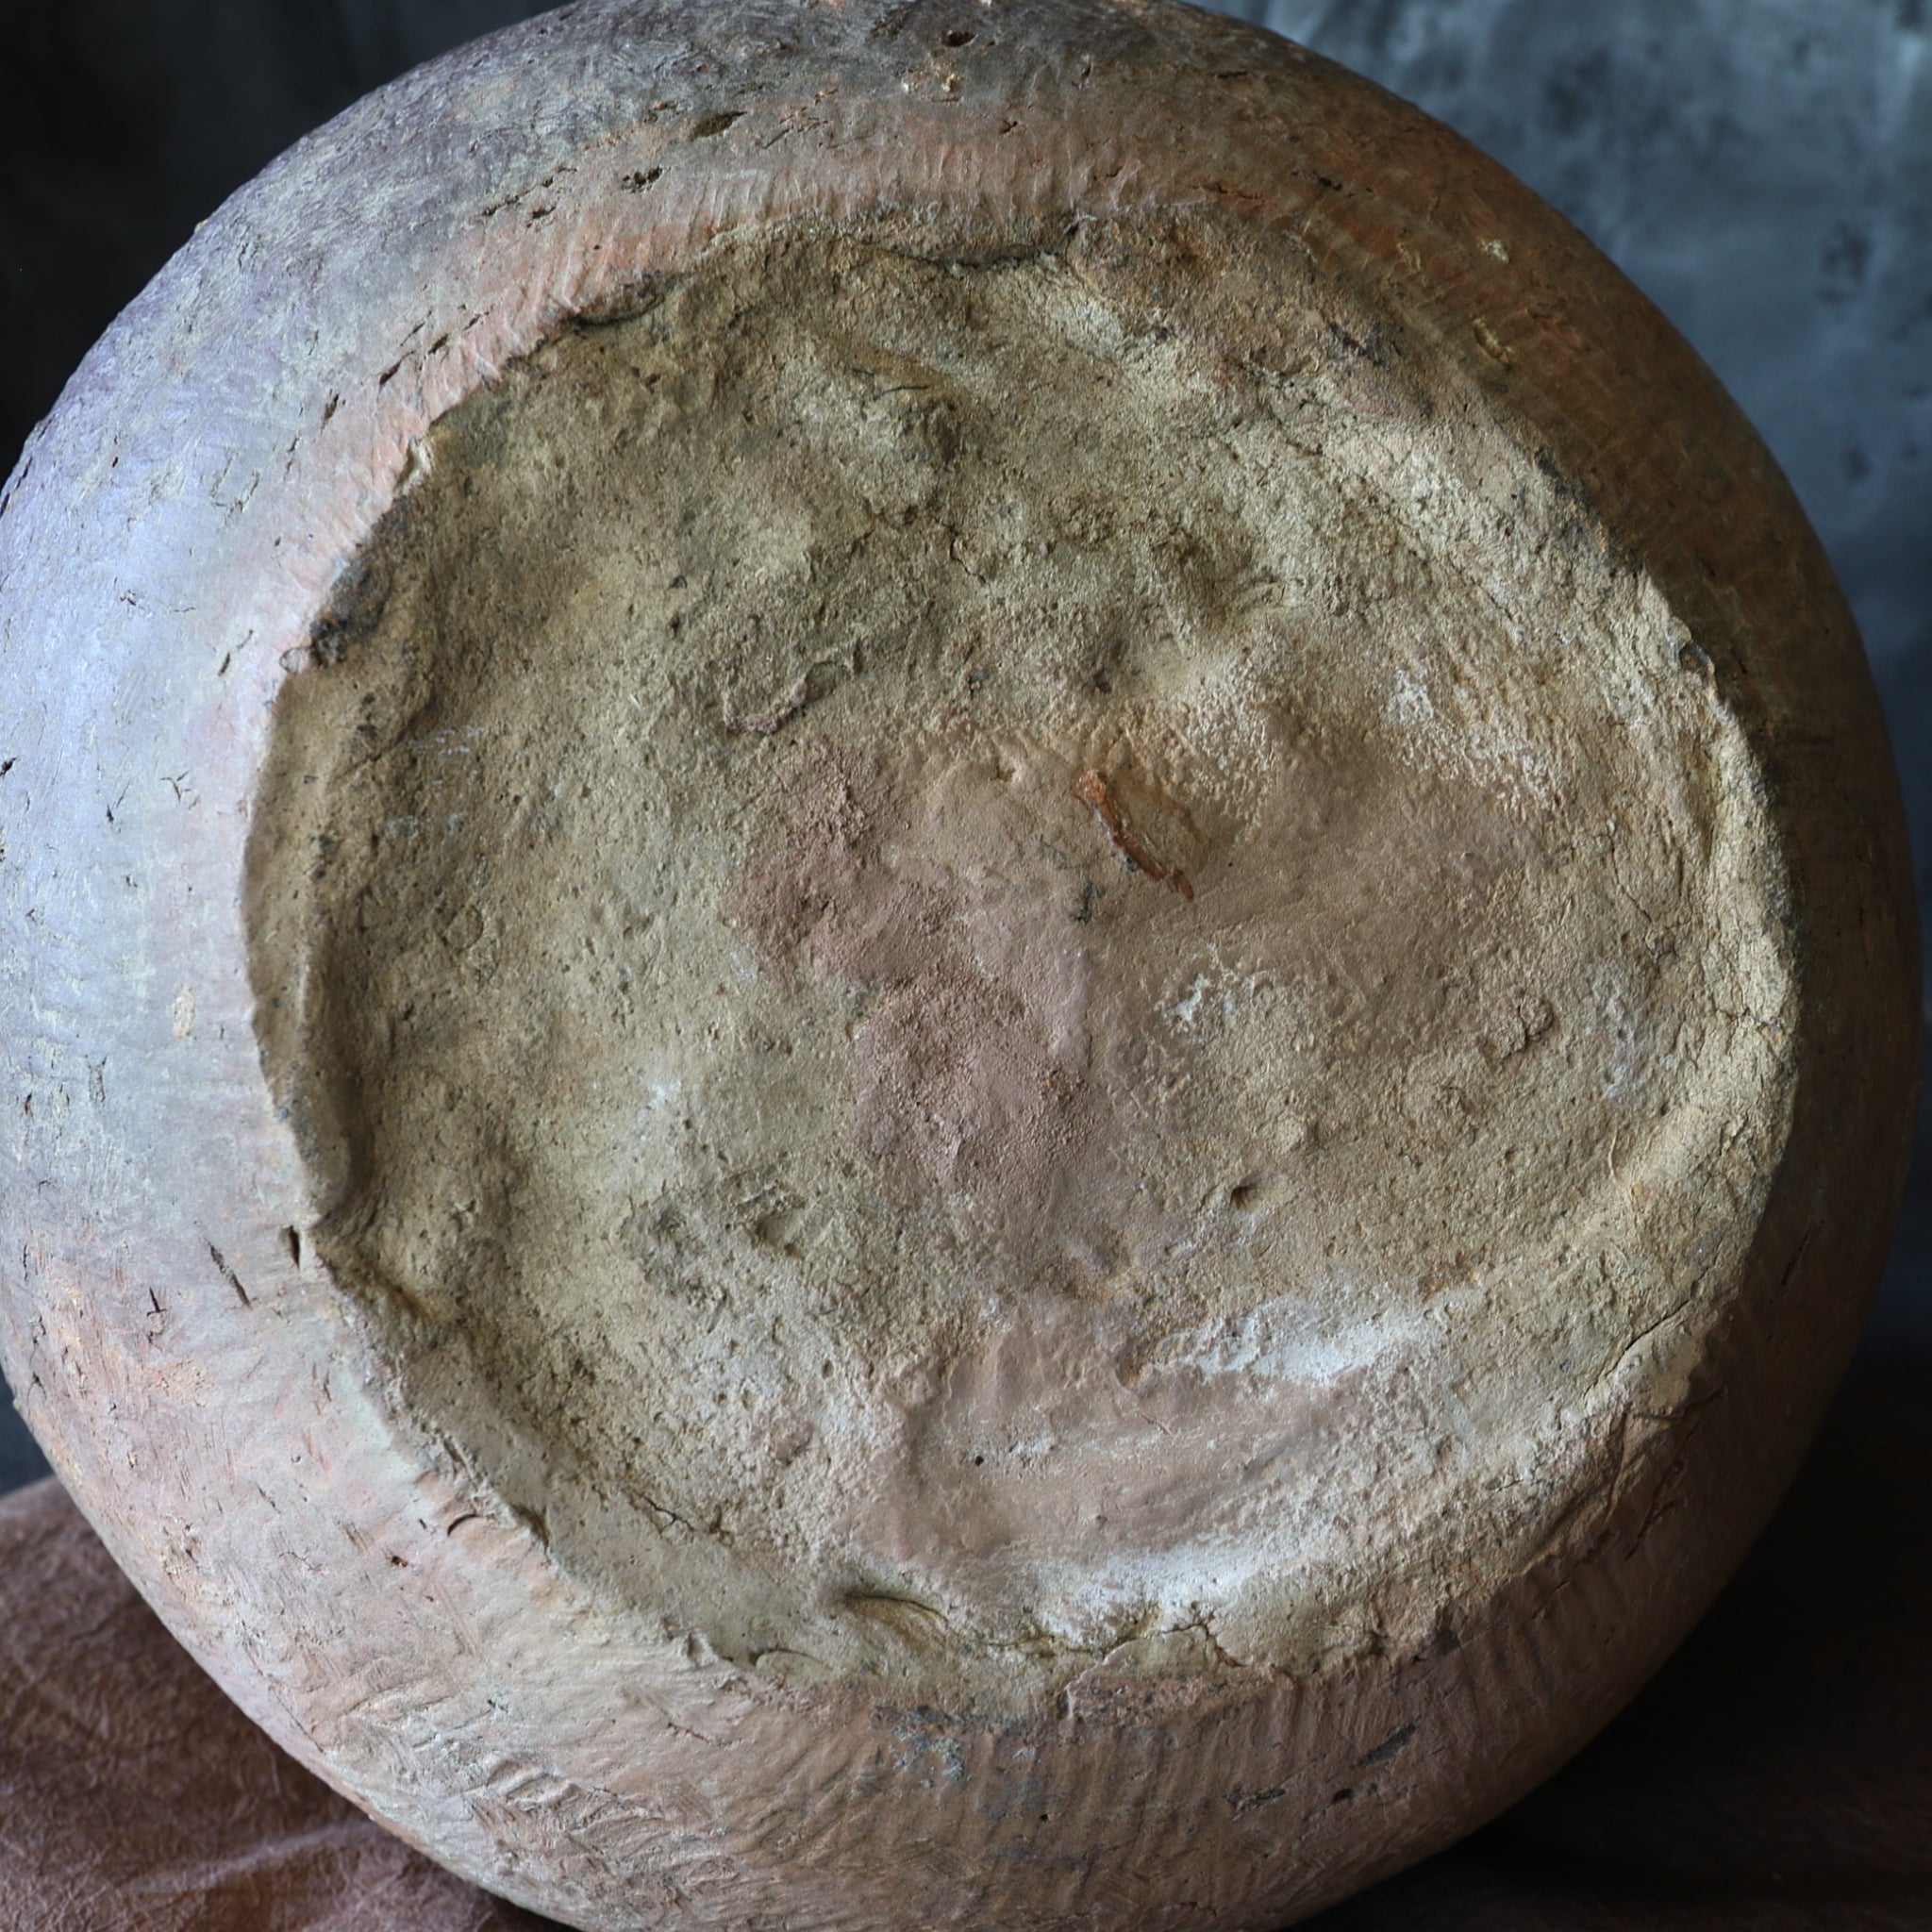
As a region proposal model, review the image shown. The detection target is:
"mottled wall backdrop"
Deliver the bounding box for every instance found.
[2,0,1926,1491]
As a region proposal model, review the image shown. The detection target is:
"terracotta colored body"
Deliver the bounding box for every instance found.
[0,3,1915,1927]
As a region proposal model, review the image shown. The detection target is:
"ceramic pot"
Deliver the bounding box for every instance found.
[0,3,1914,1926]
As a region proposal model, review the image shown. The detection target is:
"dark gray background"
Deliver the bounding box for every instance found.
[2,0,1926,1487]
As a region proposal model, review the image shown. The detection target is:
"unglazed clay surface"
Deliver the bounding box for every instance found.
[250,227,1791,1701]
[0,2,1915,1927]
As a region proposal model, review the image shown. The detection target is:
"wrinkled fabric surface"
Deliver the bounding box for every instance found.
[1,1394,1926,1930]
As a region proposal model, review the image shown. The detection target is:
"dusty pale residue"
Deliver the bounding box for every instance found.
[244,222,1797,1703]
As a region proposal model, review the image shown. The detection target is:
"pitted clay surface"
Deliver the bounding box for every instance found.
[246,225,1795,1702]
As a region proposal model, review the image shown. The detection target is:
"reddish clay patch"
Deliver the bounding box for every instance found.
[741,742,1103,1259]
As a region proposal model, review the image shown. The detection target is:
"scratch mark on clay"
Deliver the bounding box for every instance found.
[1074,770,1193,899]
[208,1241,251,1307]
[1357,1721,1417,1766]
[723,658,848,737]
[847,1591,953,1642]
[1228,1779,1289,1817]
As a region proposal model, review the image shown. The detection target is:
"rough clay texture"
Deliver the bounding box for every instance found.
[0,2,1916,1928]
[0,1476,548,1932]
[251,226,1791,1702]
[8,1390,1932,1929]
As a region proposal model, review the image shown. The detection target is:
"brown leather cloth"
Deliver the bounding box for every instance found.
[2,1393,1926,1931]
